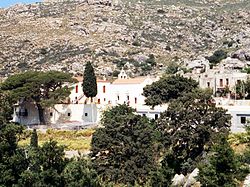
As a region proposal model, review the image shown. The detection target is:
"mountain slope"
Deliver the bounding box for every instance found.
[0,0,249,78]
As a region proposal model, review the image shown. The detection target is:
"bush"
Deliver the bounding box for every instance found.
[207,49,227,65]
[165,61,179,74]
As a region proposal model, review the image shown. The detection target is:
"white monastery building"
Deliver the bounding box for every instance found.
[12,70,165,127]
[12,67,250,132]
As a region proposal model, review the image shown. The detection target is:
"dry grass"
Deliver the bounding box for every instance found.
[229,132,250,154]
[18,129,95,151]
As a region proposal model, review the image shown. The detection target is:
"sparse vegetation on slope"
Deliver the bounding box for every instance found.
[0,0,249,78]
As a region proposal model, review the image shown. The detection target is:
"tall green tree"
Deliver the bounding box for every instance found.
[143,75,198,108]
[1,71,76,124]
[0,88,28,186]
[82,62,97,101]
[91,104,159,186]
[0,89,14,123]
[30,129,38,148]
[63,158,101,187]
[18,139,68,187]
[0,122,27,186]
[198,136,238,187]
[157,89,231,175]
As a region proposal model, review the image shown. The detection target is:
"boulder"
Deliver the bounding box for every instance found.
[243,174,250,187]
[184,168,199,187]
[172,174,186,186]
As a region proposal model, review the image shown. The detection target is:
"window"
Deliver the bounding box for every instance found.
[104,98,106,102]
[50,112,53,117]
[220,79,223,87]
[75,85,78,93]
[117,95,120,100]
[98,99,100,104]
[155,114,159,120]
[226,78,229,86]
[207,82,210,88]
[67,113,71,117]
[135,97,137,104]
[127,95,129,101]
[75,97,78,104]
[85,113,88,117]
[241,117,246,124]
[103,86,106,93]
[19,109,28,116]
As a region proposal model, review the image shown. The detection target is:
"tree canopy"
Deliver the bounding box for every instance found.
[91,104,159,185]
[156,90,231,175]
[207,49,227,65]
[83,62,97,99]
[1,71,76,124]
[198,136,238,187]
[0,89,14,123]
[143,75,198,107]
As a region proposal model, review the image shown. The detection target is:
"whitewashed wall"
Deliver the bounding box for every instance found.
[222,105,250,133]
[12,102,40,125]
[13,103,98,125]
[109,77,154,107]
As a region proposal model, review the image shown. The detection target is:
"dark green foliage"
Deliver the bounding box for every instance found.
[63,158,101,187]
[145,54,156,66]
[112,70,120,77]
[141,63,152,73]
[0,121,28,186]
[235,80,245,99]
[18,170,41,187]
[82,62,97,99]
[243,78,250,99]
[165,61,179,74]
[236,125,250,180]
[1,71,75,124]
[40,139,67,173]
[0,89,14,123]
[18,139,68,187]
[157,90,231,174]
[149,156,174,187]
[241,67,250,74]
[143,75,198,108]
[207,49,227,65]
[30,129,38,148]
[91,104,159,186]
[198,136,238,187]
[0,96,28,186]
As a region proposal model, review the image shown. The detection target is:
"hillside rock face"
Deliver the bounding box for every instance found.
[0,0,250,78]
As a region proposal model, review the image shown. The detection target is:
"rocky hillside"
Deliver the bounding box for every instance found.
[0,0,250,78]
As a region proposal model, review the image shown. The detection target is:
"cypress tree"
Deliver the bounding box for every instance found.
[82,62,97,101]
[30,129,38,148]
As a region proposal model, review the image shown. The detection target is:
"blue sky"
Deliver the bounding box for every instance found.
[0,0,41,8]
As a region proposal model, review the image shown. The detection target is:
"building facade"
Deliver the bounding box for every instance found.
[184,67,248,94]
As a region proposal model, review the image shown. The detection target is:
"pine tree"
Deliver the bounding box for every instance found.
[30,129,38,148]
[82,62,97,101]
[1,71,76,124]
